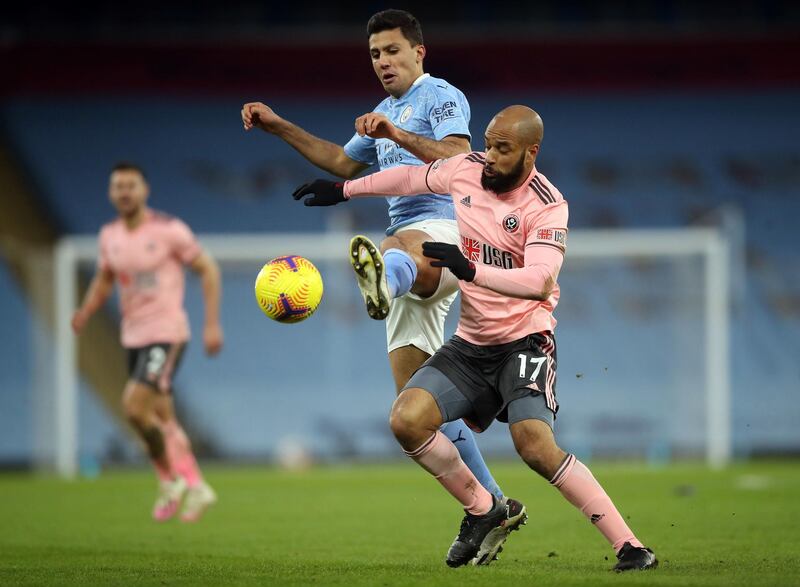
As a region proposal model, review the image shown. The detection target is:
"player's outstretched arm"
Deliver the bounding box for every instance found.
[190,252,223,356]
[241,102,369,179]
[355,112,470,163]
[292,162,441,207]
[293,155,465,206]
[71,267,114,334]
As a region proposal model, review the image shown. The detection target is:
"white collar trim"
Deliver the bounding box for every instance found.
[412,73,430,86]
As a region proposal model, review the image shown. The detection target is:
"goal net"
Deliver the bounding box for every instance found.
[49,228,731,477]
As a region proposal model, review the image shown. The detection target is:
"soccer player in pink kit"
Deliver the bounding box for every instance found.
[293,106,658,571]
[72,163,222,522]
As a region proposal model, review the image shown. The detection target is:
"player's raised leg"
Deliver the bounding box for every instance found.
[382,229,443,299]
[508,413,657,572]
[349,228,442,320]
[122,380,186,521]
[390,386,526,567]
[350,235,392,320]
[348,229,441,320]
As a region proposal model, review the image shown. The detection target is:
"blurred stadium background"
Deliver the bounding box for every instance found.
[1,1,798,476]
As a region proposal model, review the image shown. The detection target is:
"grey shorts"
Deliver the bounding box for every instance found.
[127,342,186,394]
[403,333,559,432]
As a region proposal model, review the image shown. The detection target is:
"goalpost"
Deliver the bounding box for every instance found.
[52,228,731,478]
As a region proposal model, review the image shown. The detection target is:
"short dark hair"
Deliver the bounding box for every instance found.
[111,161,147,181]
[367,9,423,46]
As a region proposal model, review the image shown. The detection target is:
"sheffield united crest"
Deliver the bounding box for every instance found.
[503,214,520,233]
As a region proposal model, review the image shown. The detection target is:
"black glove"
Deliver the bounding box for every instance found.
[422,241,476,282]
[292,180,346,206]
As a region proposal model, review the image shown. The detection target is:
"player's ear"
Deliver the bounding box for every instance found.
[527,143,540,163]
[416,44,426,63]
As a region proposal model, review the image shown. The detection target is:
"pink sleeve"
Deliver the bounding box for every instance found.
[97,228,111,272]
[169,219,202,265]
[344,154,466,199]
[471,202,568,300]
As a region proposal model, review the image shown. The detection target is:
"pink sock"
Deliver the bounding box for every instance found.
[152,459,173,483]
[551,454,644,552]
[163,421,203,488]
[405,431,493,515]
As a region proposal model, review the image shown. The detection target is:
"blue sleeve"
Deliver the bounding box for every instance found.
[427,86,471,141]
[343,132,378,166]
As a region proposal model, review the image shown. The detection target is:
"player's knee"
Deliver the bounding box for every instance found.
[515,443,550,475]
[379,235,404,254]
[512,420,561,476]
[165,421,192,450]
[379,235,440,295]
[389,398,418,442]
[122,387,152,429]
[123,400,147,428]
[389,388,438,443]
[380,235,425,272]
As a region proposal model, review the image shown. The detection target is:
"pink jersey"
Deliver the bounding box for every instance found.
[98,208,202,348]
[345,152,568,346]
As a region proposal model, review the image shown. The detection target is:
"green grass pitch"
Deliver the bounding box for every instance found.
[1,460,799,586]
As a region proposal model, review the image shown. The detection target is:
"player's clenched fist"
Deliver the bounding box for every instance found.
[203,322,224,356]
[241,102,284,133]
[355,112,398,140]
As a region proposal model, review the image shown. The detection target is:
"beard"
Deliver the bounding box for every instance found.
[480,154,527,193]
[116,199,143,219]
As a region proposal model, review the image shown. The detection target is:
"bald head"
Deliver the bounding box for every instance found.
[481,105,543,193]
[487,105,543,147]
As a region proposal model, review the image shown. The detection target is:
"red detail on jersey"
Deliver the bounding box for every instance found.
[536,228,554,240]
[461,236,481,262]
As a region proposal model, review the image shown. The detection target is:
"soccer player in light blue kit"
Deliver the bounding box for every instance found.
[242,10,526,563]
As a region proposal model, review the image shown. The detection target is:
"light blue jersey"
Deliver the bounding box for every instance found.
[344,73,471,234]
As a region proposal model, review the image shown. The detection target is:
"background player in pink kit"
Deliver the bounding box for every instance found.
[72,163,223,522]
[293,106,658,571]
